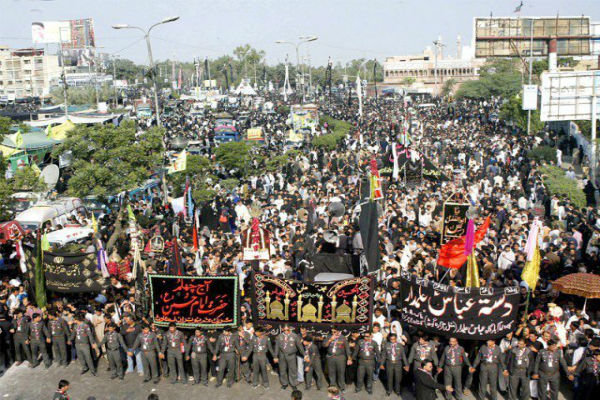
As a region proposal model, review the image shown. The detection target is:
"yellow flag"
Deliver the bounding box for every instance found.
[465,253,480,288]
[521,243,541,292]
[91,213,98,233]
[167,150,187,174]
[14,130,23,149]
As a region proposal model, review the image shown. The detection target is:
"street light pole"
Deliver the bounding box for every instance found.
[276,36,318,104]
[112,16,179,126]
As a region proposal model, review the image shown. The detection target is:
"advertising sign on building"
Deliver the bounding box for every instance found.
[540,71,600,122]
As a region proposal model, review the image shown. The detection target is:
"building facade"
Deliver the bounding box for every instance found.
[382,47,485,95]
[0,47,61,99]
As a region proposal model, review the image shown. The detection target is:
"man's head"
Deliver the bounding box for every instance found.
[449,337,458,347]
[422,360,434,373]
[291,390,302,400]
[487,339,496,348]
[58,379,70,392]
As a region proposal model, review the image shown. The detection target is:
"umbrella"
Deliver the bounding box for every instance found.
[552,273,600,313]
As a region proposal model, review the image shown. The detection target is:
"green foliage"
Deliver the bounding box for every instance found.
[52,121,163,197]
[313,116,352,150]
[540,165,586,209]
[441,79,457,97]
[12,166,47,192]
[220,178,240,192]
[50,85,115,105]
[456,59,521,99]
[0,117,12,136]
[0,178,14,221]
[574,119,599,141]
[265,155,290,172]
[527,146,557,163]
[401,77,416,86]
[214,141,253,175]
[499,95,544,133]
[193,188,217,205]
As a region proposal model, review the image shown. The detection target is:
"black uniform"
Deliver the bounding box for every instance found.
[161,330,186,384]
[186,334,209,385]
[70,322,97,374]
[274,332,304,388]
[48,318,70,366]
[234,330,252,383]
[11,316,31,363]
[29,320,51,368]
[533,348,569,400]
[132,331,160,382]
[575,354,600,400]
[244,335,274,387]
[473,345,504,400]
[100,331,126,379]
[304,342,325,390]
[353,339,380,393]
[212,332,238,387]
[380,341,409,395]
[505,347,534,400]
[323,334,351,390]
[408,342,439,369]
[439,344,471,400]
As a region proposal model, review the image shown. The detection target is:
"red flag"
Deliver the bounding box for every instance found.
[192,219,198,252]
[437,216,490,269]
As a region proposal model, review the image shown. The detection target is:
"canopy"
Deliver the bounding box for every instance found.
[27,113,121,127]
[552,273,600,299]
[1,131,61,157]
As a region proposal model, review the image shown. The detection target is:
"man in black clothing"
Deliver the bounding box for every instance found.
[415,360,452,400]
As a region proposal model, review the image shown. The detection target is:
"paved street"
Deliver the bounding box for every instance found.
[0,361,572,400]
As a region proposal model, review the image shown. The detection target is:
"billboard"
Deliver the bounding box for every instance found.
[474,17,591,58]
[31,18,95,48]
[540,71,600,122]
[32,21,71,44]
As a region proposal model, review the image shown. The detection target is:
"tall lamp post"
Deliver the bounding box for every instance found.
[275,36,318,103]
[112,16,179,126]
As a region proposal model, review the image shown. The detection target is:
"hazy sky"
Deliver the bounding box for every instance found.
[1,0,598,66]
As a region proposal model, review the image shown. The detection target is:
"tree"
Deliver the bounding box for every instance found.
[214,141,254,176]
[52,121,163,197]
[499,95,544,134]
[441,78,457,97]
[0,178,14,221]
[12,166,47,192]
[401,77,416,87]
[455,59,521,99]
[0,116,13,137]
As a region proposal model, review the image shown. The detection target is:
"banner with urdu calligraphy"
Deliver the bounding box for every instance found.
[25,249,108,293]
[399,273,520,340]
[149,275,239,329]
[251,273,373,335]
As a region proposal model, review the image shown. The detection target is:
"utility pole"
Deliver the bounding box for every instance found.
[113,54,118,107]
[526,18,534,136]
[59,27,68,119]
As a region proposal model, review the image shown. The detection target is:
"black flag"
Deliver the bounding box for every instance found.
[170,239,183,275]
[359,201,380,274]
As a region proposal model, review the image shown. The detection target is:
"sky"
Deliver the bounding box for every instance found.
[1,0,599,66]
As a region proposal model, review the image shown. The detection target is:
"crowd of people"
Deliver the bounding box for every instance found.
[0,91,599,400]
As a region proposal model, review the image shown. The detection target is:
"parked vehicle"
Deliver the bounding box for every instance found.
[15,197,86,232]
[0,221,25,244]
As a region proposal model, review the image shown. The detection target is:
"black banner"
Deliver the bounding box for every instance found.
[441,203,469,244]
[26,250,108,293]
[149,275,239,329]
[399,273,520,340]
[252,273,373,335]
[404,159,423,187]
